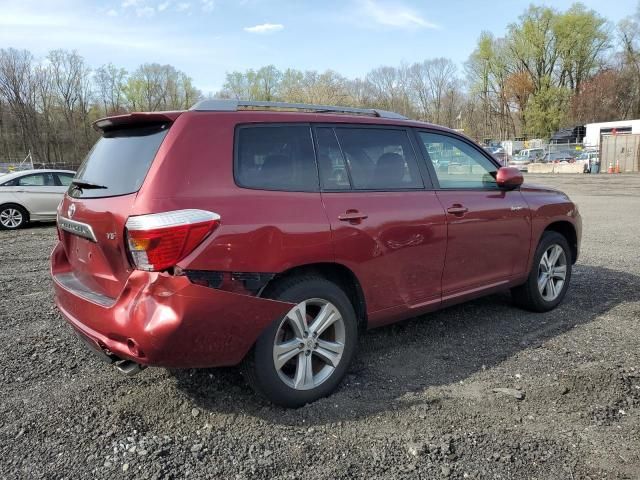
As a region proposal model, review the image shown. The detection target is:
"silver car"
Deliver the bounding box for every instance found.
[0,169,75,229]
[509,156,531,172]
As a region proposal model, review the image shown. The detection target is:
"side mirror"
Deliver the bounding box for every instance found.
[496,167,523,190]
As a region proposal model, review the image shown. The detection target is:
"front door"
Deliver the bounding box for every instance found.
[416,131,531,296]
[14,172,65,219]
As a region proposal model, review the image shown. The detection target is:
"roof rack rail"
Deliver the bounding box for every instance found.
[189,99,407,120]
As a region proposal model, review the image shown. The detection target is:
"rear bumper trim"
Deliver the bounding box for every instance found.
[54,272,116,307]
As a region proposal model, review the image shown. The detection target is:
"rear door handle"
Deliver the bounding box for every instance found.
[338,210,368,223]
[447,205,469,215]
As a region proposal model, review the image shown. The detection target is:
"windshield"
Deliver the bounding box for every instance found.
[69,124,169,199]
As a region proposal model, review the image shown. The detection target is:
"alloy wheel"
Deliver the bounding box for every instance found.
[273,298,346,391]
[0,208,23,228]
[537,244,567,302]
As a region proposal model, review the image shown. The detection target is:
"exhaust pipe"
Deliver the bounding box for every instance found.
[114,359,147,376]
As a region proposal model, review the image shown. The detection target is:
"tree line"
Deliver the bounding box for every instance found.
[218,3,640,141]
[1,2,639,166]
[0,50,200,165]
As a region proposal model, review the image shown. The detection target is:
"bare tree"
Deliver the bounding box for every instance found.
[410,58,457,124]
[95,63,127,116]
[619,6,640,118]
[365,65,414,117]
[0,49,41,158]
[47,49,93,161]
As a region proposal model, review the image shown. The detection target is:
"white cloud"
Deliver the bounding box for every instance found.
[176,2,191,11]
[136,6,155,16]
[243,23,284,34]
[357,0,438,30]
[158,1,170,11]
[120,0,154,16]
[201,0,214,12]
[0,12,70,27]
[0,1,222,59]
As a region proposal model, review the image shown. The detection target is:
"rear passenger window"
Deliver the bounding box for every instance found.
[235,126,318,191]
[17,173,55,186]
[333,128,423,190]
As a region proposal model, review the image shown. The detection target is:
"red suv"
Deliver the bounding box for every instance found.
[51,101,581,407]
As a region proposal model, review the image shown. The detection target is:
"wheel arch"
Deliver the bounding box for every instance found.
[261,262,368,331]
[543,220,577,264]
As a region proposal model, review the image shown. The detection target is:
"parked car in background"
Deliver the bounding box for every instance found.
[483,146,508,165]
[515,148,545,163]
[51,101,581,407]
[575,151,599,173]
[0,169,75,229]
[509,155,531,171]
[540,151,576,163]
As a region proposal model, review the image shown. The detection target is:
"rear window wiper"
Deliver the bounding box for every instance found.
[70,179,108,190]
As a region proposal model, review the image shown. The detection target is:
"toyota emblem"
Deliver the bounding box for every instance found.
[67,203,76,218]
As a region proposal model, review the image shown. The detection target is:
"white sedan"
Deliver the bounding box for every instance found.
[0,169,75,229]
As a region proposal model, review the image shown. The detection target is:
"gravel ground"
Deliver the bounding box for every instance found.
[1,173,639,479]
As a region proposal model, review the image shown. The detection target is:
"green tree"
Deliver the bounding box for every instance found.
[524,79,570,137]
[507,5,559,93]
[466,33,516,139]
[124,63,200,111]
[221,71,250,99]
[277,68,305,102]
[555,3,611,91]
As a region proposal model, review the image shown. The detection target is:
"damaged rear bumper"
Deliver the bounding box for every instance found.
[51,243,293,369]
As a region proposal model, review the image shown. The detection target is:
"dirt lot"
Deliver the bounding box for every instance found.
[1,174,639,479]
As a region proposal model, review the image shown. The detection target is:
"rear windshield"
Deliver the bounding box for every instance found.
[69,124,169,198]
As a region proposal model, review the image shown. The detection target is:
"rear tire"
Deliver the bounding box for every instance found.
[0,204,28,230]
[242,275,358,408]
[512,231,572,312]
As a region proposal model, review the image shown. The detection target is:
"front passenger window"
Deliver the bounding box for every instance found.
[17,174,46,186]
[419,132,498,189]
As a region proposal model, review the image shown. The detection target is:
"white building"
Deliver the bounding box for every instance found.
[584,119,640,148]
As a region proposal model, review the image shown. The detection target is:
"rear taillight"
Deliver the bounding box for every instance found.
[125,209,220,272]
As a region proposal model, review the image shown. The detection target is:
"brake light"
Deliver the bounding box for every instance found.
[125,209,220,271]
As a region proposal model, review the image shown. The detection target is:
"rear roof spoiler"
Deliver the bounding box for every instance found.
[92,111,183,132]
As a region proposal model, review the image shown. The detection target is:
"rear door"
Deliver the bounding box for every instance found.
[415,130,531,297]
[315,125,447,316]
[57,123,170,298]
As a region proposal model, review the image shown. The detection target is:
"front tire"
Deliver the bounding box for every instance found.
[243,276,358,408]
[0,205,28,230]
[512,231,572,312]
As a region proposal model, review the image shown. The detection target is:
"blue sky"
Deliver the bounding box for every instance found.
[0,0,638,94]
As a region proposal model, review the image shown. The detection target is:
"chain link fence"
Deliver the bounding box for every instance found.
[0,152,79,175]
